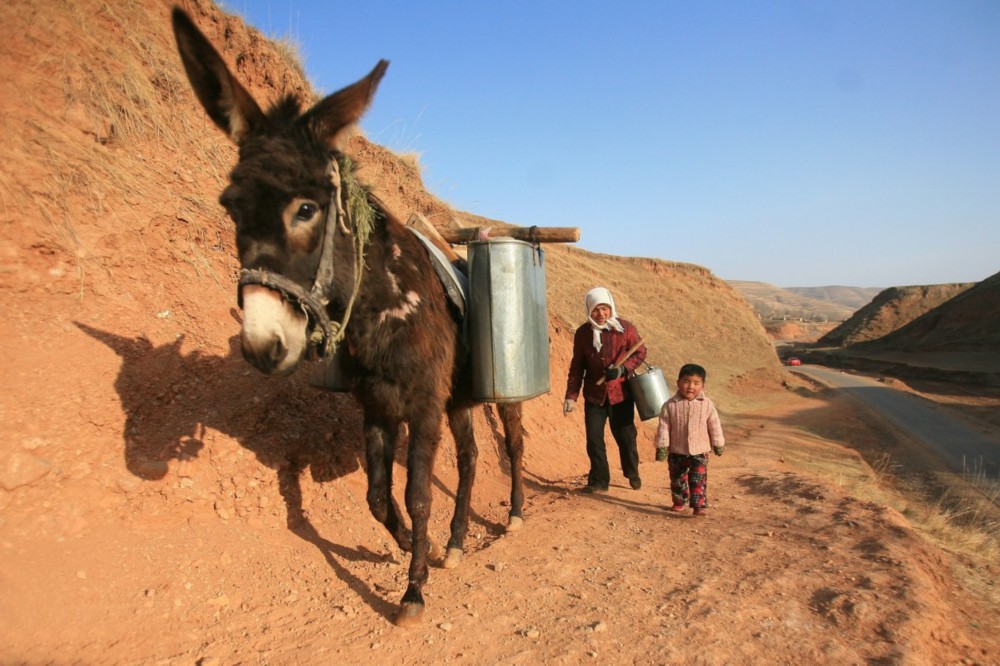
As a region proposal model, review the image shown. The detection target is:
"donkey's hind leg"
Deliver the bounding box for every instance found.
[363,417,412,553]
[497,402,526,531]
[442,405,477,569]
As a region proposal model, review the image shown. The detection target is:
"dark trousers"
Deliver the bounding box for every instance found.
[584,399,640,487]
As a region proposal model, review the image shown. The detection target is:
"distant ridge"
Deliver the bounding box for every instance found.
[728,281,859,322]
[784,286,883,312]
[818,283,974,347]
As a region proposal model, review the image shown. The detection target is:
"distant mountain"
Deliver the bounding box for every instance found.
[818,283,975,347]
[727,281,856,322]
[784,286,883,312]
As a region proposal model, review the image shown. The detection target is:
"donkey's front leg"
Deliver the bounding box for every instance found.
[364,417,411,553]
[395,415,441,627]
[442,405,477,569]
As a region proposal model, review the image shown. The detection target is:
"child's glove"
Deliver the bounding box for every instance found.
[655,447,668,462]
[711,445,725,457]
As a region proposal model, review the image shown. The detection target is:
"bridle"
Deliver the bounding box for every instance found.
[237,156,368,359]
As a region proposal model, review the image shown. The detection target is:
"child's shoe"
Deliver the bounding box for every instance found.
[669,504,685,512]
[693,508,708,516]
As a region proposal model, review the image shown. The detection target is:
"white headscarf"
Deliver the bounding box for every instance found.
[585,286,624,352]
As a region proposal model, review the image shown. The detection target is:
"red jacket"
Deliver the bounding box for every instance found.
[564,318,647,406]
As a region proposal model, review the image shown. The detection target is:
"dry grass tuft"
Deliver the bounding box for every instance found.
[273,36,309,85]
[394,151,424,178]
[903,494,1000,606]
[850,456,1000,607]
[964,456,1000,505]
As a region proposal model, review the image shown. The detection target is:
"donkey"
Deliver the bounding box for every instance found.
[171,8,526,626]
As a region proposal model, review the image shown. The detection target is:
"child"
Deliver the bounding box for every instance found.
[654,364,725,516]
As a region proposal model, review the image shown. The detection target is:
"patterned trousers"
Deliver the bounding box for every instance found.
[667,453,709,508]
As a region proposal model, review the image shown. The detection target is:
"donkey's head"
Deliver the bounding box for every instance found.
[172,8,387,375]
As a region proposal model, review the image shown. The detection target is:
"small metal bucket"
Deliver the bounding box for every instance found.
[628,366,671,421]
[467,238,550,402]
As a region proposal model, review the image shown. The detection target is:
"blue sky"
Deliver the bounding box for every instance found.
[221,1,999,288]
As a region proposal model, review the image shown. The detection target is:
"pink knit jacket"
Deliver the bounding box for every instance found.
[653,392,725,456]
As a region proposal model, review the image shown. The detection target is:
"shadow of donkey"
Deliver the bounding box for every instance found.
[76,320,402,616]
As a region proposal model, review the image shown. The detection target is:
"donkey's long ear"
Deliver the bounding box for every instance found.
[303,60,389,152]
[171,7,265,143]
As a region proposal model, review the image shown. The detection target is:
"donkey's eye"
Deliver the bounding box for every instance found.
[295,202,319,223]
[283,197,322,236]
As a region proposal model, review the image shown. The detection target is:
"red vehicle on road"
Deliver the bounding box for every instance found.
[786,357,802,366]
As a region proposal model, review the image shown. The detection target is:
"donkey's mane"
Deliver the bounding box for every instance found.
[338,155,379,248]
[267,95,306,124]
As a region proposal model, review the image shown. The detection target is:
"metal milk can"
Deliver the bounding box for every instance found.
[467,238,550,402]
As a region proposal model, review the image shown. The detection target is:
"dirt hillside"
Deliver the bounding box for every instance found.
[765,320,838,344]
[805,275,1000,386]
[854,272,1000,354]
[2,1,999,664]
[819,283,975,347]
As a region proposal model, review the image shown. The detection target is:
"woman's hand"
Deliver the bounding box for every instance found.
[604,366,626,381]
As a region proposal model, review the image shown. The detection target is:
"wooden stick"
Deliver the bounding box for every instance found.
[440,226,580,244]
[405,212,462,263]
[595,338,646,386]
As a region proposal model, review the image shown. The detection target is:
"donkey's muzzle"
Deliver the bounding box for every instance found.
[240,329,291,375]
[239,283,310,376]
[239,268,333,358]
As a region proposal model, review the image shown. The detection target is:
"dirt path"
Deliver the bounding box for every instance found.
[4,396,998,664]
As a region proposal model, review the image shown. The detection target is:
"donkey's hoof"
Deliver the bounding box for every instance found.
[428,540,444,563]
[506,516,524,533]
[394,602,425,627]
[442,547,464,569]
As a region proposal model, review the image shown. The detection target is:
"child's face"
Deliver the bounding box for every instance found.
[677,374,704,400]
[590,304,612,324]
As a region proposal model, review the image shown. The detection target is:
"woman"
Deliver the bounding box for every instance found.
[563,286,647,492]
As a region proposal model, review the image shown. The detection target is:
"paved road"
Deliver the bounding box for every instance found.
[792,366,1000,484]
